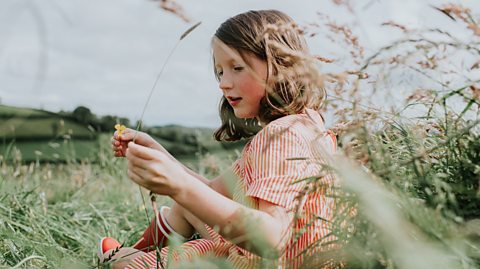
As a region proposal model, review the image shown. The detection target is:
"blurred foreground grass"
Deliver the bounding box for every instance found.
[0,154,147,268]
[0,136,235,269]
[1,113,479,268]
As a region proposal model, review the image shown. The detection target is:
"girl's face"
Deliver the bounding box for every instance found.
[212,39,267,119]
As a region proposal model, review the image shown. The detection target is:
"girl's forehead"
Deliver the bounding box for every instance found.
[212,39,244,63]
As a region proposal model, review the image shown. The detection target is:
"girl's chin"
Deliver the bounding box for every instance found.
[233,109,257,119]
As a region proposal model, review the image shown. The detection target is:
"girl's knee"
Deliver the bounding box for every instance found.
[168,203,211,240]
[111,256,135,269]
[112,261,128,269]
[109,247,141,269]
[165,203,196,238]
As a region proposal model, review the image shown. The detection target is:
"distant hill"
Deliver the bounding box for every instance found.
[146,124,246,157]
[0,104,96,140]
[0,104,53,118]
[0,104,245,162]
[0,104,98,161]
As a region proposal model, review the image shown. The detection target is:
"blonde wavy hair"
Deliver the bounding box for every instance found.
[213,10,326,141]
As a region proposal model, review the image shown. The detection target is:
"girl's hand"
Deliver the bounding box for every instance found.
[111,128,158,157]
[125,142,192,197]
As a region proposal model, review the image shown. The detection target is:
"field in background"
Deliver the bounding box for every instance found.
[0,104,244,163]
[0,105,243,268]
[0,121,236,269]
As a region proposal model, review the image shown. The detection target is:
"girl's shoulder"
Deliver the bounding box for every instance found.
[252,108,328,143]
[266,108,326,132]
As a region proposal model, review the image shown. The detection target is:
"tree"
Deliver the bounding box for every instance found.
[72,106,94,125]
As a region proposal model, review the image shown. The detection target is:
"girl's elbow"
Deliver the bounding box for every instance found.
[257,220,291,257]
[252,236,288,259]
[270,236,289,256]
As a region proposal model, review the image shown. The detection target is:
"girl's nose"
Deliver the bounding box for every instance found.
[219,74,233,91]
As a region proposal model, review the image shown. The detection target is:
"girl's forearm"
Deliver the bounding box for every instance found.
[152,142,211,186]
[183,167,210,186]
[172,176,285,257]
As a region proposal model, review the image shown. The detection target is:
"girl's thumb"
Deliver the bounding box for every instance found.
[117,129,132,141]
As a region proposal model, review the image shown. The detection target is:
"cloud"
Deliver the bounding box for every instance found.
[0,0,477,127]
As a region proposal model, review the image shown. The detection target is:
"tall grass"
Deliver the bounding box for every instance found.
[1,1,479,269]
[0,137,160,269]
[314,2,480,267]
[0,136,232,269]
[329,109,480,268]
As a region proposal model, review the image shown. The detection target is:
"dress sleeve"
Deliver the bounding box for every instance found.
[245,123,309,211]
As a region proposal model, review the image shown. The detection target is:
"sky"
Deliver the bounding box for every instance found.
[0,0,478,128]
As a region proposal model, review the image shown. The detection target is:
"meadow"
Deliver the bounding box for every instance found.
[1,2,480,269]
[0,133,237,269]
[0,105,242,268]
[1,100,479,268]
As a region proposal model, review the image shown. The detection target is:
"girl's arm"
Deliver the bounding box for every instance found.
[172,176,291,257]
[113,128,226,188]
[125,142,290,257]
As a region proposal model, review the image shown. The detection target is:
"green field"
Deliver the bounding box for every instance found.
[0,105,95,139]
[0,118,96,140]
[0,104,99,162]
[0,105,52,118]
[0,104,244,163]
[1,139,101,163]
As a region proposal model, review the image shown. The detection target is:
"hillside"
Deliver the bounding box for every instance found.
[0,104,96,140]
[0,104,53,118]
[0,104,245,162]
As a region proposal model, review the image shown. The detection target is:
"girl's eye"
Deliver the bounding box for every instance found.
[233,66,244,71]
[216,70,223,77]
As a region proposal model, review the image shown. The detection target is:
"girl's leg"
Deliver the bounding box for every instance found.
[132,202,196,251]
[106,247,143,269]
[182,207,214,241]
[162,202,196,237]
[117,204,216,268]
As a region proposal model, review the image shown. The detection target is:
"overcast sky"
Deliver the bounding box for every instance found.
[0,0,478,128]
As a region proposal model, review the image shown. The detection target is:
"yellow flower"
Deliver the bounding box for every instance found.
[114,124,126,139]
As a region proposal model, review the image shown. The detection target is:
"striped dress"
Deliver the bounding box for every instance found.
[125,109,339,269]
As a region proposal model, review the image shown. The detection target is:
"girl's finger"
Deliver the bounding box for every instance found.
[127,168,144,186]
[114,131,127,141]
[111,136,119,146]
[112,142,121,151]
[127,142,160,161]
[114,150,124,157]
[126,150,151,170]
[129,164,152,181]
[118,128,137,141]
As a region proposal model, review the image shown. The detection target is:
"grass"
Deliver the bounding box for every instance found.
[0,134,236,269]
[0,152,164,269]
[1,109,478,268]
[1,2,479,268]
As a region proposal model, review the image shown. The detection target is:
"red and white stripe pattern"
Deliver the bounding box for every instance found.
[125,109,339,269]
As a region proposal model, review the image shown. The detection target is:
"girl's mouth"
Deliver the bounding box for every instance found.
[227,97,242,106]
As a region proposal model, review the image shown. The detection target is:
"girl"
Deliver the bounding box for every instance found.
[101,9,339,269]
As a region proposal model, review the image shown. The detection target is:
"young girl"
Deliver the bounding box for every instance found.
[101,9,339,269]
